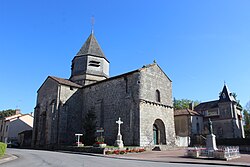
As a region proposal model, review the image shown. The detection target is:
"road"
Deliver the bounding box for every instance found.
[3,148,228,167]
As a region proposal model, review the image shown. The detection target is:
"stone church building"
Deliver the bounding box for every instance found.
[32,32,176,148]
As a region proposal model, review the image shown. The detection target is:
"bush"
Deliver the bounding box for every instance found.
[105,150,113,155]
[0,142,7,157]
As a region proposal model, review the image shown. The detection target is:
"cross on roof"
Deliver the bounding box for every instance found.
[91,16,95,34]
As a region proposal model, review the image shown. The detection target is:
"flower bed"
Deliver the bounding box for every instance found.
[104,147,145,155]
[93,142,107,148]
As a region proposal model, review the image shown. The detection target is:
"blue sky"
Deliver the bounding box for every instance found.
[1,0,250,113]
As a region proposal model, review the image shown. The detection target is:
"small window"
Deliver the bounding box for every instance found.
[196,123,200,134]
[70,86,74,90]
[89,60,100,67]
[156,90,161,102]
[6,125,8,132]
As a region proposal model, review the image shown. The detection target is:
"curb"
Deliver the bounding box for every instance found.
[102,156,250,167]
[57,150,250,167]
[0,154,18,164]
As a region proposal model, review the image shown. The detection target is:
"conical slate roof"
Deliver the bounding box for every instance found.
[76,33,106,59]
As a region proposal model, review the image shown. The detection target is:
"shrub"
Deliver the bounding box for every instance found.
[0,142,7,157]
[120,150,126,154]
[105,150,113,155]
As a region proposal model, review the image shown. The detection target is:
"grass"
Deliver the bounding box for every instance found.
[0,142,7,157]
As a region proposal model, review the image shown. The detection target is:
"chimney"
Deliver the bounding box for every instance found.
[15,109,21,114]
[189,102,194,110]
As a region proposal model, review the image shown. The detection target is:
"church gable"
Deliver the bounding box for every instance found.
[139,63,172,106]
[37,77,60,103]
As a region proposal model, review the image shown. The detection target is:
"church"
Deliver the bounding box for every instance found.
[32,31,176,148]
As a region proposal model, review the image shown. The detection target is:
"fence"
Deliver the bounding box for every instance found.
[186,146,240,160]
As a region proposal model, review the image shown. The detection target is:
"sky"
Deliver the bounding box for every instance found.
[1,0,250,114]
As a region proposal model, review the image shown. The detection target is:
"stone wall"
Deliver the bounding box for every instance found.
[34,64,177,148]
[33,78,59,147]
[139,102,175,146]
[33,77,80,147]
[70,55,109,86]
[203,101,244,138]
[63,89,83,145]
[81,71,141,146]
[138,64,175,146]
[139,64,172,105]
[174,115,189,137]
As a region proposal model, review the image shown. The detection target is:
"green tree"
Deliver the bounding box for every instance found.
[173,98,200,110]
[83,110,96,145]
[0,109,17,118]
[231,92,242,109]
[243,101,250,138]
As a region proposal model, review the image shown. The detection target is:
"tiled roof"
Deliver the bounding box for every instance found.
[174,108,202,116]
[76,33,107,60]
[49,76,82,88]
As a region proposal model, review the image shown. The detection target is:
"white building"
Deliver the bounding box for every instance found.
[0,111,33,143]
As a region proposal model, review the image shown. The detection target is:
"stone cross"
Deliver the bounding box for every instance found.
[116,117,123,135]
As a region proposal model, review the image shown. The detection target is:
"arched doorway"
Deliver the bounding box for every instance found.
[153,119,166,145]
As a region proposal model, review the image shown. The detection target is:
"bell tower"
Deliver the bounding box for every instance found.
[70,32,110,86]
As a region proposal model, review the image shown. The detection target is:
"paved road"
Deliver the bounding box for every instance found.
[3,148,228,167]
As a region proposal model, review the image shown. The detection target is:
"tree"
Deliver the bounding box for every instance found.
[243,101,250,138]
[231,92,242,109]
[173,98,200,110]
[0,109,17,118]
[83,110,96,145]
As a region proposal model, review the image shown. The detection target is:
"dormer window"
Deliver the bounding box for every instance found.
[89,60,100,67]
[222,93,226,99]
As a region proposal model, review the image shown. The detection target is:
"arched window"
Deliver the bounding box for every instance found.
[156,89,161,102]
[50,99,56,114]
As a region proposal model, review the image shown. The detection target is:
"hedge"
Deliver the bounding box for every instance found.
[0,142,7,157]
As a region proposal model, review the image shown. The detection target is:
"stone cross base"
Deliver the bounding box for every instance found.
[206,134,217,151]
[114,134,124,148]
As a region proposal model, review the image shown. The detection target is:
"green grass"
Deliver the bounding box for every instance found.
[0,142,7,157]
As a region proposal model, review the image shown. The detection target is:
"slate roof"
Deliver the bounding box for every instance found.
[49,76,82,88]
[174,108,202,116]
[194,84,236,112]
[194,100,219,111]
[219,84,236,102]
[76,33,107,61]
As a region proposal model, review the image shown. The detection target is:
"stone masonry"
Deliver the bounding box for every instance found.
[32,32,176,148]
